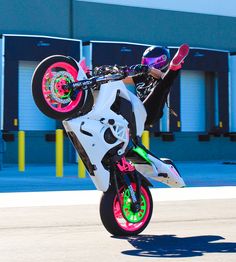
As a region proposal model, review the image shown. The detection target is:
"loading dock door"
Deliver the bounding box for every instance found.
[0,39,2,129]
[230,56,236,132]
[180,70,206,132]
[18,61,56,130]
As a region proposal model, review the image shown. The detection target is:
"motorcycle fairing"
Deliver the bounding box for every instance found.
[63,80,145,192]
[64,79,185,190]
[130,146,186,188]
[147,155,186,188]
[64,116,128,191]
[87,80,147,138]
[128,91,147,137]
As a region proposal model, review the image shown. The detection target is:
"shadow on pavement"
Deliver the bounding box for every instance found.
[113,234,236,258]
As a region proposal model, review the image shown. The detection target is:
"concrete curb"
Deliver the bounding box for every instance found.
[0,186,236,208]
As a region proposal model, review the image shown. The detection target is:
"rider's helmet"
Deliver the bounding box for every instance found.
[141,46,170,71]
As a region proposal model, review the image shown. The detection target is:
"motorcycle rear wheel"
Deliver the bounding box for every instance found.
[100,183,153,236]
[32,55,93,120]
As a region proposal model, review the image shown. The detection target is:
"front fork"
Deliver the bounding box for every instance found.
[114,157,142,213]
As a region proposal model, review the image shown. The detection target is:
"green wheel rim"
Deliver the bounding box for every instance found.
[122,188,147,223]
[54,76,72,99]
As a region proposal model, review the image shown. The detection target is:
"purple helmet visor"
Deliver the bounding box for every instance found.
[141,55,168,69]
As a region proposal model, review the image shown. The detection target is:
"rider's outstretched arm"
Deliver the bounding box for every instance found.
[123,67,163,85]
[123,76,135,85]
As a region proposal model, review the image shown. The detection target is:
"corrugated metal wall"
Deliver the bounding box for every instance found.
[0,1,236,51]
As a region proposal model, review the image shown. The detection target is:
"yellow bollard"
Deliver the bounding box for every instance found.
[56,129,63,177]
[142,130,150,150]
[78,157,86,178]
[18,131,25,172]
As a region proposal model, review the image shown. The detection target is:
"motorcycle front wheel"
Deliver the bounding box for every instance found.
[99,183,153,236]
[32,55,93,120]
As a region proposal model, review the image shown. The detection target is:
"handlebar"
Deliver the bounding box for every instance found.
[63,64,149,92]
[64,73,125,91]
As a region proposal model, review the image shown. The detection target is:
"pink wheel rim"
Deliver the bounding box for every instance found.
[42,62,83,113]
[113,183,151,232]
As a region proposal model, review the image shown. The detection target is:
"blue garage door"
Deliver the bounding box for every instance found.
[18,61,56,131]
[0,38,2,129]
[230,56,236,132]
[180,70,206,132]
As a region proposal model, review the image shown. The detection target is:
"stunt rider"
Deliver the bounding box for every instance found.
[122,44,189,187]
[123,44,190,127]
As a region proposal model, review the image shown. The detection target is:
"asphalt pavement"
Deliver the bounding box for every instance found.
[0,161,235,261]
[0,198,235,262]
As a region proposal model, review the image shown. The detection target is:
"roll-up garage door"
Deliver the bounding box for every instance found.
[0,39,2,129]
[180,70,206,132]
[18,61,56,131]
[230,56,236,132]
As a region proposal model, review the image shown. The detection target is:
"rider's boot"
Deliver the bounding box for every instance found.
[169,44,190,71]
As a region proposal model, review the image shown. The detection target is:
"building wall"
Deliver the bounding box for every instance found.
[2,131,73,164]
[0,0,236,51]
[150,133,236,161]
[0,0,71,38]
[73,1,236,51]
[0,1,235,163]
[77,0,236,17]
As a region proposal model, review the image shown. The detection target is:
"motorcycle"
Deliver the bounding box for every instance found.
[32,55,185,236]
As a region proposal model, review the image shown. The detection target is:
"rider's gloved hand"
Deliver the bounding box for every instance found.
[131,64,150,74]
